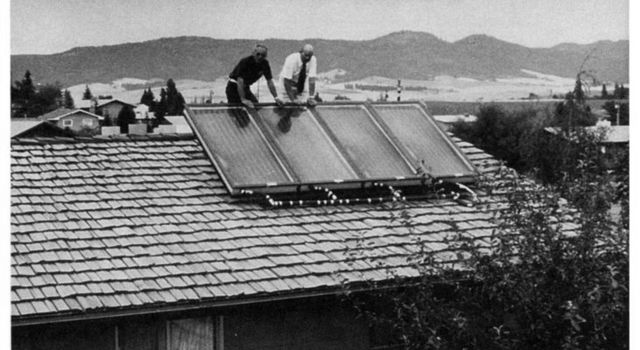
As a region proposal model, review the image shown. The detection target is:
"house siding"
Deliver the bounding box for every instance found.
[12,320,115,350]
[56,114,101,133]
[225,299,369,350]
[12,298,371,350]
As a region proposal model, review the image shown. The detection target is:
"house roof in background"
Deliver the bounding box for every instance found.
[41,108,104,121]
[591,125,628,143]
[96,99,135,108]
[433,114,478,124]
[544,125,629,143]
[10,132,576,325]
[11,120,47,138]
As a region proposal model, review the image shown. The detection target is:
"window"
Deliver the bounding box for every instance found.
[185,101,478,197]
[119,316,223,350]
[82,118,94,127]
[167,316,222,350]
[62,119,73,127]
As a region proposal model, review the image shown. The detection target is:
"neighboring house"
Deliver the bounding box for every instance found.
[11,119,72,138]
[40,108,104,133]
[96,99,136,122]
[545,125,629,169]
[10,102,575,350]
[134,104,156,121]
[433,114,477,131]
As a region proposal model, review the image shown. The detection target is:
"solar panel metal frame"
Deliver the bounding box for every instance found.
[185,101,478,196]
[367,100,479,182]
[247,106,361,183]
[307,104,418,177]
[184,105,297,193]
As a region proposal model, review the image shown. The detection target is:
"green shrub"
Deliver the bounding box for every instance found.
[347,161,628,349]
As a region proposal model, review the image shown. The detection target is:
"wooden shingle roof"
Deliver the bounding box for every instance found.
[11,133,535,324]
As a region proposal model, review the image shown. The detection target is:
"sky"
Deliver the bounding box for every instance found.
[10,0,629,55]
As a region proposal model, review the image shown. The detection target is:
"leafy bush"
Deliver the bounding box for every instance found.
[451,105,540,171]
[347,158,628,349]
[347,93,628,349]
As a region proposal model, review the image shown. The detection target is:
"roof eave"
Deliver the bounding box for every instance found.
[12,285,353,327]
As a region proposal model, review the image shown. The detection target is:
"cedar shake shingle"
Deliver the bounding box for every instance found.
[11,133,558,323]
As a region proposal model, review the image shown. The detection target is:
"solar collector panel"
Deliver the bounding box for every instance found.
[186,102,477,196]
[313,105,416,179]
[371,104,476,178]
[254,107,359,183]
[188,107,292,188]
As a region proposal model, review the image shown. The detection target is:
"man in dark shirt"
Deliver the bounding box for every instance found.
[226,44,283,109]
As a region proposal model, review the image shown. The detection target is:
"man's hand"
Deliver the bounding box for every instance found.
[274,97,284,107]
[306,97,317,107]
[241,99,255,109]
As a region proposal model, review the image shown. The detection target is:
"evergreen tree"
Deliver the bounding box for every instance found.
[140,88,149,105]
[140,88,156,109]
[103,115,113,127]
[29,83,63,118]
[165,79,185,116]
[83,85,93,100]
[549,73,596,130]
[63,89,75,109]
[618,84,627,99]
[11,72,64,118]
[602,101,629,125]
[17,70,36,102]
[11,71,36,118]
[601,84,608,98]
[117,105,136,133]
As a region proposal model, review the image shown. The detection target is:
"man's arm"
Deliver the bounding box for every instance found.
[308,77,316,97]
[266,79,283,106]
[306,58,318,106]
[306,77,317,106]
[236,77,254,108]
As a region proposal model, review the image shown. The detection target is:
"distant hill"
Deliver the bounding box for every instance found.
[11,31,628,87]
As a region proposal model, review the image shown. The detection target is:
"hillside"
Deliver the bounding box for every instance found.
[11,31,628,87]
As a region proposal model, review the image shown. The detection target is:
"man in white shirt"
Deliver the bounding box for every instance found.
[279,44,317,106]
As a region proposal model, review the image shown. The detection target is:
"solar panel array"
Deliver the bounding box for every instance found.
[185,102,477,195]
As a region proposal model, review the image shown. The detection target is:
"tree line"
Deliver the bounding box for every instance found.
[11,71,74,118]
[11,71,186,133]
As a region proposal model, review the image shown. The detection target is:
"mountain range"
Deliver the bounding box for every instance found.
[11,31,628,87]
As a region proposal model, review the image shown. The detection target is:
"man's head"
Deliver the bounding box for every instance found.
[300,44,314,62]
[253,44,268,62]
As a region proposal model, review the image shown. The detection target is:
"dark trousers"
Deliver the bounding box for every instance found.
[225,81,259,104]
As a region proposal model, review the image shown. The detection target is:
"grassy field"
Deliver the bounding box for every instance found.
[423,99,628,116]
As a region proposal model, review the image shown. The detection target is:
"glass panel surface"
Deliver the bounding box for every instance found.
[314,105,414,178]
[189,107,291,187]
[168,317,214,350]
[372,104,476,177]
[255,107,358,182]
